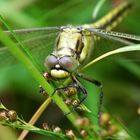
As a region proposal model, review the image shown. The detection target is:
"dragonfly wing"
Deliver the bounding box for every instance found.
[4,26,60,40]
[86,28,140,45]
[85,27,140,64]
[87,32,140,68]
[0,47,17,67]
[0,27,60,70]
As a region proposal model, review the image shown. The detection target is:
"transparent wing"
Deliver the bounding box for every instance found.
[0,26,60,70]
[85,27,140,62]
[86,29,140,73]
[86,28,140,45]
[4,26,60,40]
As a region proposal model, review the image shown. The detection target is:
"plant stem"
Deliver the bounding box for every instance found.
[18,97,52,140]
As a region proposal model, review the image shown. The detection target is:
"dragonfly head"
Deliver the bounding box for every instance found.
[45,54,79,79]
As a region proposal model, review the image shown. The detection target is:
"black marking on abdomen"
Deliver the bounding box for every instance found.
[98,1,132,29]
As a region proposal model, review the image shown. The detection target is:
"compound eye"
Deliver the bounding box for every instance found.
[44,55,58,69]
[59,56,79,72]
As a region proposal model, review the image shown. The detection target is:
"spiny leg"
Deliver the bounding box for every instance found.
[48,82,86,115]
[40,72,88,115]
[39,85,47,96]
[50,83,78,97]
[77,73,104,124]
[65,76,88,115]
[40,72,79,100]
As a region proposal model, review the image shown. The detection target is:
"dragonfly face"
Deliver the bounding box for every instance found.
[44,27,94,79]
[45,54,74,79]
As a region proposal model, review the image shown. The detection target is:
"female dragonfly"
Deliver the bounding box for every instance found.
[0,0,140,116]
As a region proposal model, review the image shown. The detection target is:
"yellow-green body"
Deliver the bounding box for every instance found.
[48,0,132,79]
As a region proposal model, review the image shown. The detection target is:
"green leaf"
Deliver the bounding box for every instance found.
[81,44,140,70]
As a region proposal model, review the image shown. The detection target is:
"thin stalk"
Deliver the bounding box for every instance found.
[0,121,68,140]
[18,97,52,140]
[0,103,69,140]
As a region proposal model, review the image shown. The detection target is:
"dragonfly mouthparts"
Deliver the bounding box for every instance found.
[50,68,70,79]
[55,64,61,69]
[52,64,69,72]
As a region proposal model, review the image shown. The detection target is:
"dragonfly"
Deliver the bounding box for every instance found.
[0,0,140,117]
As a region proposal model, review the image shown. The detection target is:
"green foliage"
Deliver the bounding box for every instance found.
[0,0,140,140]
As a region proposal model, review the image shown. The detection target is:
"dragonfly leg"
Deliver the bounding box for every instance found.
[77,73,104,123]
[65,76,88,115]
[39,85,47,95]
[39,72,53,96]
[50,87,66,97]
[50,83,78,97]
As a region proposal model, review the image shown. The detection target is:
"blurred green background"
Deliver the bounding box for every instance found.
[0,0,140,139]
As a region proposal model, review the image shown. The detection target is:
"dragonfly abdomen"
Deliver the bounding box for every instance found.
[92,0,133,30]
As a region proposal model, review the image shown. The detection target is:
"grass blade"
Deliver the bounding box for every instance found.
[81,44,140,70]
[92,0,106,19]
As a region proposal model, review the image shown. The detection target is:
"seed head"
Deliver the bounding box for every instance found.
[137,107,140,115]
[64,98,72,105]
[7,110,17,121]
[53,126,62,133]
[80,129,88,137]
[76,117,90,127]
[66,130,75,140]
[100,130,109,138]
[64,87,77,97]
[0,110,7,121]
[71,99,79,106]
[42,122,49,130]
[108,125,118,135]
[100,113,110,126]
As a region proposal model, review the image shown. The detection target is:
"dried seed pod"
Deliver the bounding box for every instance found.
[53,126,62,133]
[64,98,72,106]
[82,117,90,126]
[66,130,75,140]
[7,110,17,121]
[76,117,90,127]
[71,99,79,106]
[42,122,49,130]
[137,107,140,115]
[100,131,108,138]
[100,113,110,126]
[76,117,82,126]
[100,130,109,138]
[108,125,118,135]
[0,110,7,121]
[80,129,88,137]
[64,87,77,97]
